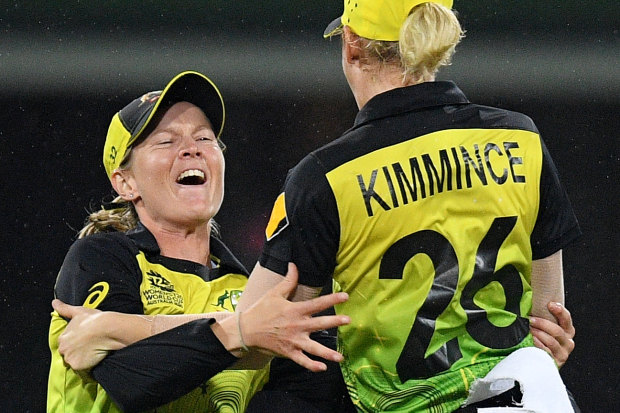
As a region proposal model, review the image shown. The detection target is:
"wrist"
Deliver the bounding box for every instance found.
[211,313,248,358]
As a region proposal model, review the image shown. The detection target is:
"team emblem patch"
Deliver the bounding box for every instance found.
[215,289,243,311]
[143,269,184,308]
[265,192,289,241]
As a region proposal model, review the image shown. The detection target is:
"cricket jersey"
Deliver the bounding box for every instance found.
[48,223,267,413]
[260,81,581,412]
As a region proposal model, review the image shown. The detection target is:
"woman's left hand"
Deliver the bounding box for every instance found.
[232,264,350,372]
[52,300,124,372]
[530,302,575,368]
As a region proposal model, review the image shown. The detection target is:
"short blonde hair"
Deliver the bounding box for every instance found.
[357,3,464,82]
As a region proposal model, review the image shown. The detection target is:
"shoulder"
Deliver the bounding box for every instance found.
[66,231,138,262]
[58,231,140,288]
[55,231,143,307]
[467,104,539,134]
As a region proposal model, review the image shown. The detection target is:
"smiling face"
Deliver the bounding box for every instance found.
[111,101,225,232]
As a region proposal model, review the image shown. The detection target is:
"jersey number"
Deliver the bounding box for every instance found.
[378,216,529,382]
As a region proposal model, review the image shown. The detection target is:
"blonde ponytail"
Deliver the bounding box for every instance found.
[399,3,464,81]
[77,195,138,239]
[77,196,222,240]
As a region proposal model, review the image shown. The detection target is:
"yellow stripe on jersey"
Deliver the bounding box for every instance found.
[265,192,289,241]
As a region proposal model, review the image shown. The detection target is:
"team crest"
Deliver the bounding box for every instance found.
[215,289,243,311]
[265,192,289,241]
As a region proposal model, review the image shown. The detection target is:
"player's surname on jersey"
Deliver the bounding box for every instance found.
[356,138,532,218]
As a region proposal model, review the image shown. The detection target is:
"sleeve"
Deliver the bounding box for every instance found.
[248,330,351,413]
[54,234,143,313]
[530,138,582,260]
[259,155,340,287]
[92,319,238,413]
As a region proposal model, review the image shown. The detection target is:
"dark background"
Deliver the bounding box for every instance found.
[1,1,618,411]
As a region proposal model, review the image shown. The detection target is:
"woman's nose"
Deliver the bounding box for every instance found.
[179,138,201,158]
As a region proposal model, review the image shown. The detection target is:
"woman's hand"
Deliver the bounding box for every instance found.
[530,302,575,368]
[52,300,149,371]
[216,263,350,372]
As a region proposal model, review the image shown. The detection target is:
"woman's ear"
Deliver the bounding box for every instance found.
[343,26,362,64]
[111,169,137,202]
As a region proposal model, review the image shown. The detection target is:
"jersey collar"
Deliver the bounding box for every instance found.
[126,222,249,279]
[354,81,469,128]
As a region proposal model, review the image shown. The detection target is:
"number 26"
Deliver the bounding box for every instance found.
[379,216,529,382]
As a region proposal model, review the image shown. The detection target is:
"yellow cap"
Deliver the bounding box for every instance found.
[103,71,225,179]
[324,0,453,41]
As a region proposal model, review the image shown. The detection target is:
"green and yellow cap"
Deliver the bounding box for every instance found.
[324,0,453,41]
[103,70,225,179]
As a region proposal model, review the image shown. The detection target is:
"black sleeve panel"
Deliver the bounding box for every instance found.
[260,155,340,288]
[54,234,143,313]
[92,319,238,413]
[531,138,582,260]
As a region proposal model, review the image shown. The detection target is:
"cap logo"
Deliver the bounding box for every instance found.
[109,145,118,164]
[139,92,161,106]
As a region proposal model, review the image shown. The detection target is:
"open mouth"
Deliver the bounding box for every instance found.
[177,169,206,185]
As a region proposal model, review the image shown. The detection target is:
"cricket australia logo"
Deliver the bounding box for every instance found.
[215,289,243,311]
[143,270,184,308]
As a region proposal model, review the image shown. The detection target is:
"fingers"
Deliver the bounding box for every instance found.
[530,317,575,368]
[271,263,299,299]
[286,339,344,372]
[303,313,350,333]
[52,299,76,319]
[302,337,344,363]
[289,352,328,372]
[548,302,575,339]
[298,292,350,317]
[531,327,571,368]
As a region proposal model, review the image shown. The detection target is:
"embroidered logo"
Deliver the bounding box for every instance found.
[143,270,184,308]
[215,289,243,311]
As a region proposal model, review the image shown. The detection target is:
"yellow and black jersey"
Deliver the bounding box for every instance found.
[48,223,267,413]
[260,81,581,412]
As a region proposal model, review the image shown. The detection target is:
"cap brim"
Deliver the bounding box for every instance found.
[131,71,225,147]
[159,72,225,139]
[323,16,343,38]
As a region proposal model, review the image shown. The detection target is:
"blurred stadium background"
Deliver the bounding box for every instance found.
[1,1,618,411]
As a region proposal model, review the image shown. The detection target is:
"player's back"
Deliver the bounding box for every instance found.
[317,91,543,412]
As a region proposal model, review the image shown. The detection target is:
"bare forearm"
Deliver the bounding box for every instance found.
[152,312,231,335]
[101,312,231,348]
[531,250,565,321]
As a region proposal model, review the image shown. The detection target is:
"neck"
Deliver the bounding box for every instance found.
[347,59,435,109]
[141,217,212,266]
[351,67,431,109]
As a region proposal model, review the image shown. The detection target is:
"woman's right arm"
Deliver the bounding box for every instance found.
[55,264,349,371]
[52,300,232,371]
